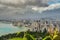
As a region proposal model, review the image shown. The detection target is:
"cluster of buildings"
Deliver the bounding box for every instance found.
[12,19,60,33]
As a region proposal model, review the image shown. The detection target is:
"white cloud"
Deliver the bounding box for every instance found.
[32,3,60,13]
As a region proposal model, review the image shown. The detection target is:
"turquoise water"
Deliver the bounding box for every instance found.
[0,22,27,36]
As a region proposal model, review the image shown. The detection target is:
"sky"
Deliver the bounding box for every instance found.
[48,0,60,4]
[0,0,60,20]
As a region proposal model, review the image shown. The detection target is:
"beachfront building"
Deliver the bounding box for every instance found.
[12,21,24,27]
[28,20,60,33]
[12,19,60,32]
[30,22,39,32]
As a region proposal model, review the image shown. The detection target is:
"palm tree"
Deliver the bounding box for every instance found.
[23,31,35,40]
[42,27,58,40]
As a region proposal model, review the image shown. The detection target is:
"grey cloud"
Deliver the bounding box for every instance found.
[0,0,48,8]
[0,7,39,20]
[0,0,49,20]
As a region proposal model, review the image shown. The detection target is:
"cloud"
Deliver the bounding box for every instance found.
[32,3,60,13]
[0,0,48,8]
[0,0,49,20]
[0,6,39,20]
[1,0,60,20]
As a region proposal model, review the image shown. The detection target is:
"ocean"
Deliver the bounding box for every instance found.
[0,22,27,36]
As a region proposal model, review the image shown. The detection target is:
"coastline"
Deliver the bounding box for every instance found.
[0,22,28,36]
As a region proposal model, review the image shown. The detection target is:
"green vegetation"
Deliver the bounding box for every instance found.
[0,30,60,40]
[9,38,23,40]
